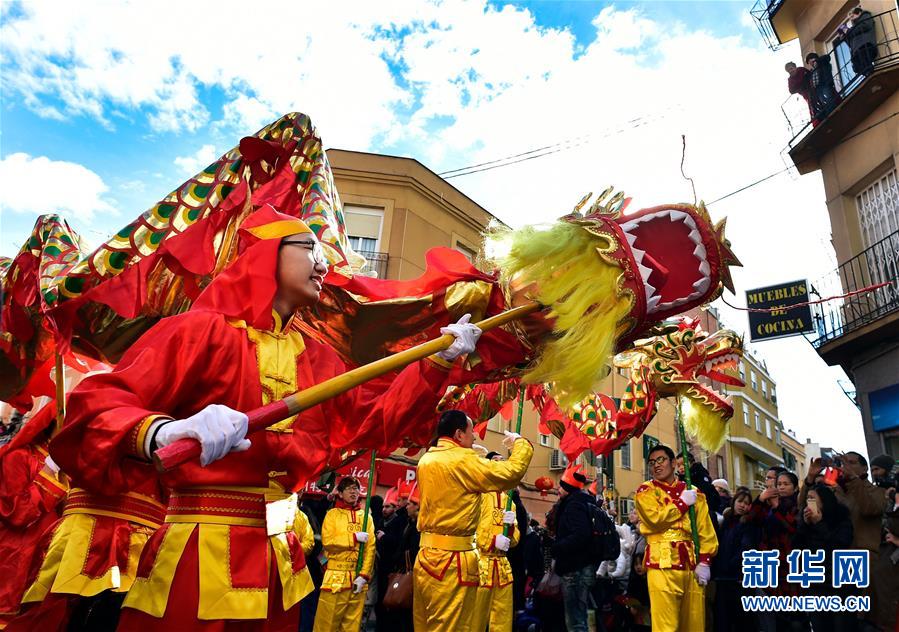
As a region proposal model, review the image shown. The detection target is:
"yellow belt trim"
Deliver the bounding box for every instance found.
[165,514,265,527]
[420,532,475,551]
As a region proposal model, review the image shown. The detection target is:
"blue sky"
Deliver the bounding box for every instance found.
[0,0,868,455]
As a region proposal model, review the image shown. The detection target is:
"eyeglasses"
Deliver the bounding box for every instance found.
[647,456,669,466]
[281,239,327,265]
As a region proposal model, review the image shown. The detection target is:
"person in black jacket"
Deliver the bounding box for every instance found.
[840,7,878,76]
[550,464,596,632]
[712,489,760,632]
[806,52,841,123]
[375,487,409,632]
[505,487,530,613]
[794,484,854,632]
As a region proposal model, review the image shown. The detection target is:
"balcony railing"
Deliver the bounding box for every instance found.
[750,0,788,51]
[780,9,899,148]
[809,229,899,348]
[357,250,388,279]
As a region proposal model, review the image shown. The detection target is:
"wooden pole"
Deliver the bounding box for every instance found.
[154,301,541,472]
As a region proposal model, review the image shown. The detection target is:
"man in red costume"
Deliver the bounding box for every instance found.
[0,402,68,629]
[48,205,484,630]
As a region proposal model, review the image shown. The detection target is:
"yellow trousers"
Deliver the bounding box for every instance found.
[413,551,480,631]
[312,588,365,632]
[646,567,705,632]
[474,582,512,632]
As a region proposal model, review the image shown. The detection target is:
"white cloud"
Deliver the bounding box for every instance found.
[173,144,219,176]
[0,153,117,222]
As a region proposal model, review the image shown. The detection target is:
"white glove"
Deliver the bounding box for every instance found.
[354,531,370,544]
[352,576,368,594]
[502,430,522,449]
[494,534,511,552]
[437,314,482,361]
[154,404,251,466]
[502,510,516,525]
[43,455,60,475]
[680,489,697,507]
[694,562,711,586]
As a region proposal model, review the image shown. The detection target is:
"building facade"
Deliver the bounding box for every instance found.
[755,0,899,458]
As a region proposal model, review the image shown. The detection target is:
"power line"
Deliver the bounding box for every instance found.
[707,111,899,206]
[438,114,667,180]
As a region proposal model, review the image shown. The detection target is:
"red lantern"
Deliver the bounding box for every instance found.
[534,476,554,497]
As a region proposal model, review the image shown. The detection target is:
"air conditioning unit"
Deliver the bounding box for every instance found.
[550,449,569,471]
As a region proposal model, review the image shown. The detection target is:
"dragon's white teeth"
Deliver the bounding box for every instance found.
[646,295,661,311]
[693,243,707,260]
[698,260,710,276]
[693,277,711,293]
[687,229,702,245]
[625,232,638,247]
[638,262,653,284]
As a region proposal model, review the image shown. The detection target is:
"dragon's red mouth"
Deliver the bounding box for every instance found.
[619,208,714,317]
[690,350,743,416]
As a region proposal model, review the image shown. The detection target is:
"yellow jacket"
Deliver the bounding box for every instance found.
[320,504,376,593]
[293,507,316,556]
[416,437,533,586]
[635,478,718,571]
[476,490,519,588]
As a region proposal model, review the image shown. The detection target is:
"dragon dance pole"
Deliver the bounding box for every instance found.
[502,385,526,538]
[154,302,541,472]
[356,450,378,575]
[676,398,701,555]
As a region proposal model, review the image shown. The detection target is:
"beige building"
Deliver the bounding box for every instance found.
[755,0,899,458]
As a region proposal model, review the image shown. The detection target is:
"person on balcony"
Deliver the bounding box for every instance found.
[805,52,841,124]
[785,62,817,127]
[839,6,878,76]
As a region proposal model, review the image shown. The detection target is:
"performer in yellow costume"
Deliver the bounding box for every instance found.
[636,444,717,632]
[313,476,375,632]
[414,410,533,632]
[474,451,519,632]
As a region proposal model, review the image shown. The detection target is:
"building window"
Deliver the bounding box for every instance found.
[774,426,781,445]
[751,371,758,391]
[716,455,726,479]
[454,241,478,262]
[857,169,899,253]
[754,411,761,433]
[344,206,384,253]
[743,403,750,426]
[734,455,741,487]
[539,433,551,447]
[487,415,505,433]
[762,382,768,400]
[771,385,777,404]
[619,497,635,522]
[619,440,631,470]
[765,417,772,439]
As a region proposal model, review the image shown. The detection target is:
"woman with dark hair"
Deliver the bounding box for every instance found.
[794,484,854,632]
[768,472,806,631]
[713,489,760,632]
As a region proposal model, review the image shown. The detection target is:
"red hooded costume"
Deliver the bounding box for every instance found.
[46,206,461,629]
[0,403,68,629]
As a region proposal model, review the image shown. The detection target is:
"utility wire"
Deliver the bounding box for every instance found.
[438,113,666,180]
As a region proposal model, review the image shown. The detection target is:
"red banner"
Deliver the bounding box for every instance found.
[301,456,418,496]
